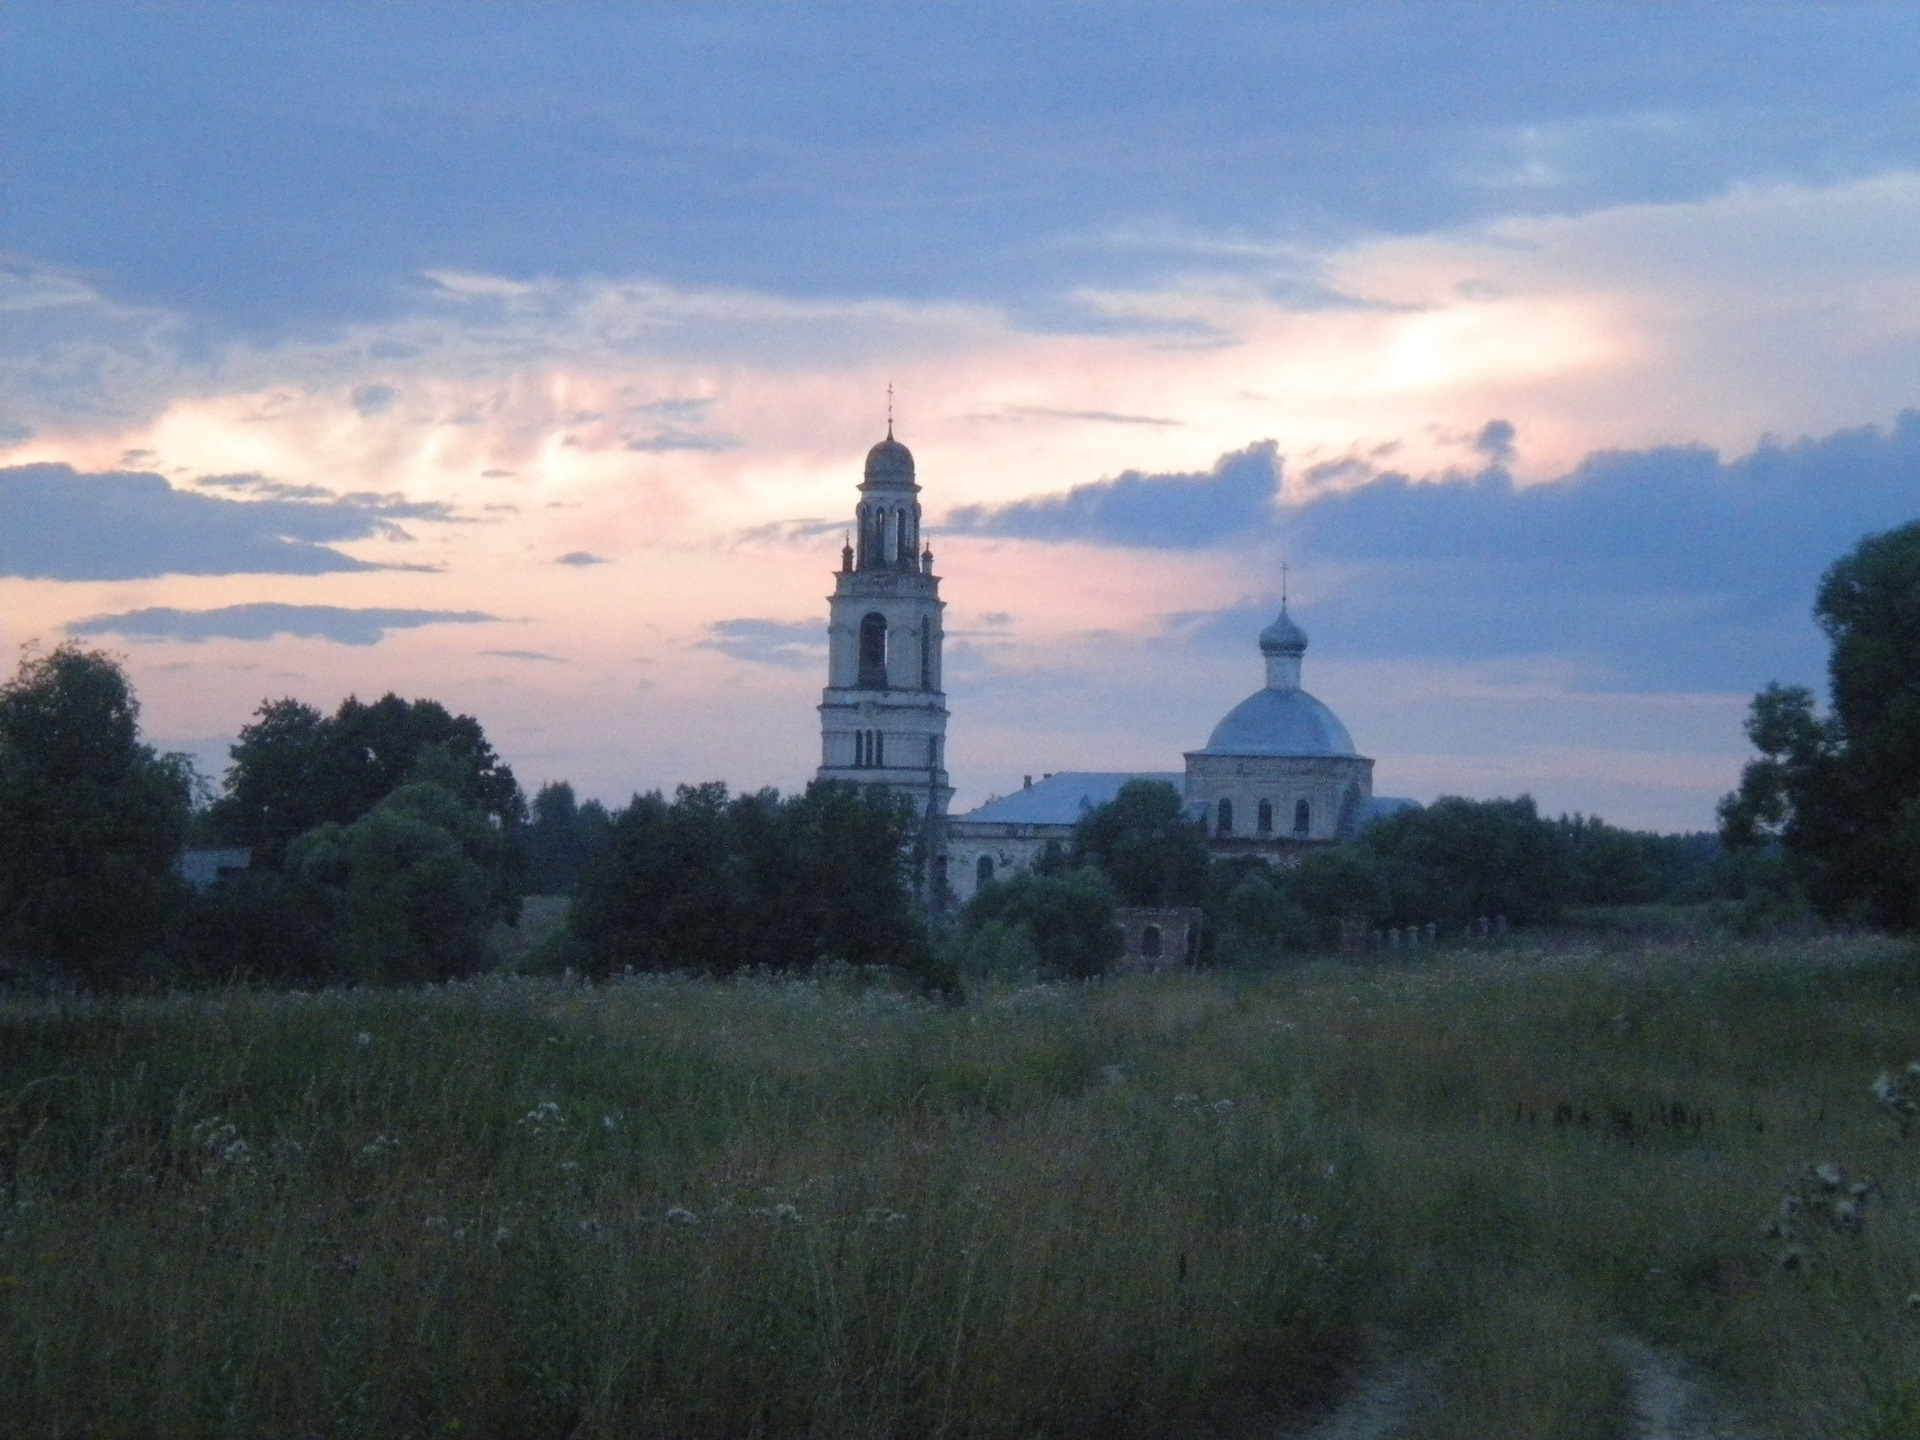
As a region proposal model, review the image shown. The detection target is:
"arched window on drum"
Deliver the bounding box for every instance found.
[1294,798,1311,835]
[976,855,995,888]
[1216,798,1234,835]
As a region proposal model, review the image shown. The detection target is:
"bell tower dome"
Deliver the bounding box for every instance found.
[816,423,952,821]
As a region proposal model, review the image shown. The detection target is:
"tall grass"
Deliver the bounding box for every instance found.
[0,974,1365,1439]
[5,934,1919,1438]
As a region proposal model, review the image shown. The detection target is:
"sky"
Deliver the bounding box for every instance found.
[7,3,1920,831]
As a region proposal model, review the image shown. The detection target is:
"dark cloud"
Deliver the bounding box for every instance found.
[632,398,717,422]
[1474,419,1516,462]
[947,412,1920,694]
[350,383,399,416]
[9,9,1920,347]
[624,431,738,453]
[484,648,564,662]
[68,604,499,646]
[698,618,826,669]
[943,442,1280,548]
[971,406,1182,427]
[0,463,467,579]
[555,550,607,566]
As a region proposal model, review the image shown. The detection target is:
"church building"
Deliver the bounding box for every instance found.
[814,428,1412,909]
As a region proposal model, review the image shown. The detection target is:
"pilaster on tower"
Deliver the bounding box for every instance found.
[816,427,952,821]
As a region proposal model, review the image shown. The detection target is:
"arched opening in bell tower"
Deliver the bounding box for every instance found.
[858,612,888,688]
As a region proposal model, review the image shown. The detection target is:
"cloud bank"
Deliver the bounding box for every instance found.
[68,604,500,646]
[0,464,452,580]
[953,413,1920,693]
[944,443,1281,548]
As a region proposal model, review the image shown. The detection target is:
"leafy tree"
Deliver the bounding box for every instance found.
[0,645,194,986]
[173,869,337,986]
[1358,795,1567,930]
[287,782,510,984]
[1722,519,1920,929]
[211,692,524,867]
[1070,779,1209,906]
[1211,868,1312,967]
[1285,846,1392,945]
[571,780,934,980]
[519,781,612,895]
[957,868,1123,980]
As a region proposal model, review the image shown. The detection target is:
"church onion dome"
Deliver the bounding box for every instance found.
[1200,688,1356,757]
[1259,607,1308,655]
[862,432,916,487]
[1195,599,1358,757]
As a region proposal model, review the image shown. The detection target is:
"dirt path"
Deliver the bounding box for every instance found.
[1257,1336,1762,1440]
[1255,1342,1447,1440]
[1609,1337,1765,1440]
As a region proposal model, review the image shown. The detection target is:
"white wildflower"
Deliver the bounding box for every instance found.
[1813,1161,1843,1192]
[354,1031,373,1048]
[664,1206,698,1224]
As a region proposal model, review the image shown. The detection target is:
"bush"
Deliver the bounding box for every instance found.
[957,869,1123,980]
[1212,869,1312,967]
[286,782,512,985]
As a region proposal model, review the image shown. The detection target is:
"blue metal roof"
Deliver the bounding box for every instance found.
[955,771,1184,827]
[1195,686,1357,757]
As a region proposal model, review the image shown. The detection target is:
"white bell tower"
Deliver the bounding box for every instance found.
[816,423,952,821]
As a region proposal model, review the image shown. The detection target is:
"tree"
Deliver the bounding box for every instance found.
[210,692,524,868]
[287,782,510,984]
[1070,779,1209,906]
[570,780,934,980]
[519,781,612,895]
[956,868,1123,980]
[0,645,194,986]
[1357,795,1567,930]
[1721,520,1920,929]
[1211,867,1312,967]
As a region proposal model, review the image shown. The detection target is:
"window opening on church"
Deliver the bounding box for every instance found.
[1257,799,1273,834]
[1217,798,1233,835]
[1142,925,1163,959]
[920,625,930,690]
[853,729,887,768]
[859,612,888,688]
[926,735,937,766]
[977,855,994,887]
[1294,799,1311,835]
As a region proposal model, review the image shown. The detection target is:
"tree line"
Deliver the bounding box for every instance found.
[1,519,1914,991]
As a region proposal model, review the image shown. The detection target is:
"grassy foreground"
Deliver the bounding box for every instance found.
[2,934,1919,1438]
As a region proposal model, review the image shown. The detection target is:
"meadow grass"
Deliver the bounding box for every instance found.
[2,932,1918,1437]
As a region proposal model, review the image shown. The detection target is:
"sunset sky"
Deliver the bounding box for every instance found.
[8,5,1920,830]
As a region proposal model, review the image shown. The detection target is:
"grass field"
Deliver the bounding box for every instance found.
[3,932,1918,1438]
